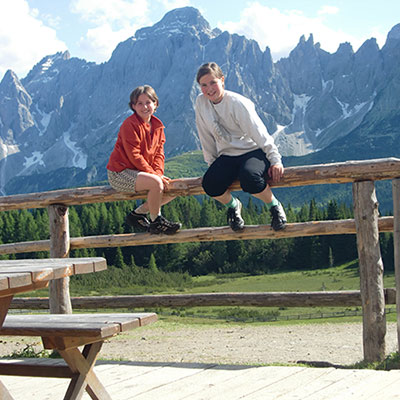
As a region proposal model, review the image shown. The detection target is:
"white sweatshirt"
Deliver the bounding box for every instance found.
[195,90,282,166]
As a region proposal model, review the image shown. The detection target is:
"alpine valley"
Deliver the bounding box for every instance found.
[1,6,400,201]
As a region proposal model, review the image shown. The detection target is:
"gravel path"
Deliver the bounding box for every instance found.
[100,321,398,366]
[1,321,397,366]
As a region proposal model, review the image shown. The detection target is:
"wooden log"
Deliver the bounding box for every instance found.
[48,205,72,315]
[9,289,397,309]
[392,178,400,352]
[0,158,399,211]
[0,217,393,255]
[353,181,386,362]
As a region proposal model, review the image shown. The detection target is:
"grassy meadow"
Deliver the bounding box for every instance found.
[22,260,397,325]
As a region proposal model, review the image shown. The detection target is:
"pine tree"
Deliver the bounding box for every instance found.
[148,253,158,272]
[114,247,125,269]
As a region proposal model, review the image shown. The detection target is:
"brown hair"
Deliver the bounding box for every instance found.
[129,85,159,112]
[196,62,224,84]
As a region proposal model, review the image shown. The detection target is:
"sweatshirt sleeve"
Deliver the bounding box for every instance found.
[234,98,282,166]
[119,120,157,174]
[195,97,218,166]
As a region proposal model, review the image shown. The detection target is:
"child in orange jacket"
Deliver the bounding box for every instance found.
[107,85,181,234]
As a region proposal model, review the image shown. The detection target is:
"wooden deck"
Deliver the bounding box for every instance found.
[1,358,399,399]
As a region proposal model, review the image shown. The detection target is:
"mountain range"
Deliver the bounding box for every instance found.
[1,6,400,195]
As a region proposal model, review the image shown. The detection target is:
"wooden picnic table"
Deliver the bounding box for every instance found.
[0,257,107,399]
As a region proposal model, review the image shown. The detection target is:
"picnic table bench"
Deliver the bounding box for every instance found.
[0,257,158,400]
[0,313,157,400]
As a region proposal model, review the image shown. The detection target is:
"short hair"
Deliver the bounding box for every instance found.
[196,62,224,84]
[129,85,159,112]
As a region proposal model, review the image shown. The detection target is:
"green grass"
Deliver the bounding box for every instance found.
[19,260,397,325]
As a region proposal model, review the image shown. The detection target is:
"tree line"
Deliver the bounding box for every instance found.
[0,196,394,275]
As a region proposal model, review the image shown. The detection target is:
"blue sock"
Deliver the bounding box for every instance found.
[267,197,279,209]
[225,196,238,208]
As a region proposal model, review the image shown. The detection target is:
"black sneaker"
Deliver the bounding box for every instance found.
[227,200,245,231]
[149,215,182,235]
[270,202,287,231]
[126,210,150,232]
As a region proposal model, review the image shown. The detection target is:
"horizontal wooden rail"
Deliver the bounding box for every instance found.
[10,288,397,309]
[0,217,394,254]
[0,157,399,211]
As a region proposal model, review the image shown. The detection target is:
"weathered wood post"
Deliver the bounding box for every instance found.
[48,204,72,314]
[353,181,386,362]
[392,178,400,351]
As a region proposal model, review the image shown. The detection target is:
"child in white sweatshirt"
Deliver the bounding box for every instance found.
[195,62,287,231]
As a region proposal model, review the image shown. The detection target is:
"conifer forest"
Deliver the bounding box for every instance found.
[0,196,394,278]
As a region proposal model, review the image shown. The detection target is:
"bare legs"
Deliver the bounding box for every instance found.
[134,172,175,219]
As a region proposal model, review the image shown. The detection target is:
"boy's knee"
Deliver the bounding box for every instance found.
[239,173,266,194]
[202,177,225,197]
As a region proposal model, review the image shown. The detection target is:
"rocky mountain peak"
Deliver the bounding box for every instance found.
[135,6,217,42]
[0,70,31,107]
[0,7,400,195]
[387,23,400,41]
[22,51,70,84]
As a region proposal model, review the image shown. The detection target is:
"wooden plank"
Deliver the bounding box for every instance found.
[0,281,48,297]
[363,370,400,399]
[112,364,252,400]
[0,158,399,211]
[48,204,72,315]
[165,365,306,400]
[0,362,73,378]
[0,313,157,337]
[0,217,394,255]
[353,181,386,362]
[69,217,394,249]
[0,258,106,278]
[323,369,400,400]
[0,276,9,292]
[8,289,397,310]
[110,362,219,398]
[0,266,58,282]
[295,369,386,400]
[2,362,400,399]
[0,272,32,289]
[249,367,349,400]
[392,178,400,352]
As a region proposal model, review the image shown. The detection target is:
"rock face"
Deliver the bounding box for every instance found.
[0,7,400,194]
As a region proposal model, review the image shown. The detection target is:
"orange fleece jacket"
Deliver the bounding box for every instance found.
[107,113,165,175]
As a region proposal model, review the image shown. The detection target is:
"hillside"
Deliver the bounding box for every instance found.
[1,7,400,195]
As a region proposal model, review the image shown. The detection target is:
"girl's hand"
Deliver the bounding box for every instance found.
[268,164,284,183]
[161,175,171,188]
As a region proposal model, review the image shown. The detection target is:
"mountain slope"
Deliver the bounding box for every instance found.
[0,8,400,195]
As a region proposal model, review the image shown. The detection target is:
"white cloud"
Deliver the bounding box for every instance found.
[218,2,362,60]
[77,24,138,63]
[318,6,339,16]
[0,0,67,80]
[70,0,152,63]
[70,0,149,25]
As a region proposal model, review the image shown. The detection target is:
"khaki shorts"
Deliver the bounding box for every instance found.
[107,169,140,193]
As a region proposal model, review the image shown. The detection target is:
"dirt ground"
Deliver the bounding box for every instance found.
[1,321,397,367]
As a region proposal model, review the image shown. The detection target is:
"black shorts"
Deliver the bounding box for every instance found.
[202,149,271,197]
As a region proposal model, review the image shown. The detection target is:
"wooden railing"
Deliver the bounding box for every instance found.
[0,157,399,363]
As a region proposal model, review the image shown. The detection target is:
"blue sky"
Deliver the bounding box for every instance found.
[1,0,399,81]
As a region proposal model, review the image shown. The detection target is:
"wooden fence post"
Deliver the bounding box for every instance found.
[353,181,386,362]
[392,178,400,352]
[48,204,72,314]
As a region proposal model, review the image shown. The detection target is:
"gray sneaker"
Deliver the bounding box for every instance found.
[270,202,287,231]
